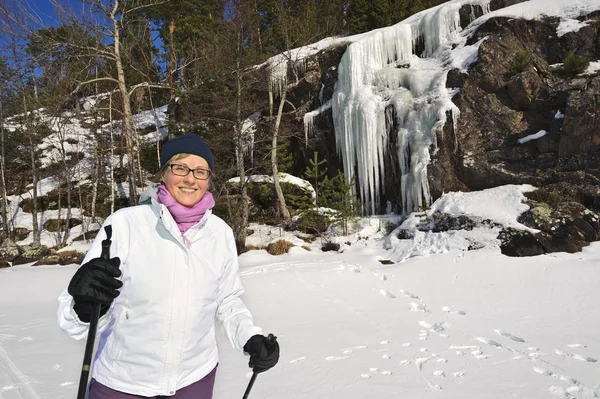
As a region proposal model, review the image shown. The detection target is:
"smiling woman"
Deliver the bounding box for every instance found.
[56,133,280,399]
[159,135,213,208]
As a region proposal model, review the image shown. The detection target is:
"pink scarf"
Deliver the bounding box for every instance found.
[157,185,215,234]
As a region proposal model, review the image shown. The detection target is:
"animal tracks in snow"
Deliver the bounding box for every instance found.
[379,289,396,299]
[399,289,420,300]
[442,306,466,316]
[555,349,597,363]
[494,329,525,342]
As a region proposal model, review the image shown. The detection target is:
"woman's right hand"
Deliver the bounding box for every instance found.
[68,257,122,322]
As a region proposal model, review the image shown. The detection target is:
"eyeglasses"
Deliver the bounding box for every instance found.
[168,164,211,180]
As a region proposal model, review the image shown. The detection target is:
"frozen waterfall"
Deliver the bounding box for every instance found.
[332,0,492,214]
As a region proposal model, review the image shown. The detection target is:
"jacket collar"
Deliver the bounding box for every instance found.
[140,185,212,246]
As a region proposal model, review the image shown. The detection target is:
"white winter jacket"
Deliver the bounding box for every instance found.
[57,190,262,396]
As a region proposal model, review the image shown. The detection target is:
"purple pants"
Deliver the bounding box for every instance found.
[88,367,217,399]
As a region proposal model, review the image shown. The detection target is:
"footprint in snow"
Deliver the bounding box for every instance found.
[555,349,597,363]
[452,371,465,378]
[399,289,420,300]
[399,359,411,365]
[379,289,396,299]
[372,272,387,281]
[18,336,33,343]
[548,385,576,398]
[494,329,525,342]
[476,337,504,349]
[342,345,367,352]
[432,370,445,377]
[361,374,371,379]
[289,356,307,364]
[382,354,391,359]
[572,354,597,362]
[426,382,442,391]
[380,370,392,375]
[349,265,361,273]
[442,306,466,315]
[419,321,446,332]
[470,349,490,360]
[410,302,429,312]
[380,340,389,345]
[60,382,74,387]
[415,357,429,371]
[567,344,586,348]
[52,364,62,371]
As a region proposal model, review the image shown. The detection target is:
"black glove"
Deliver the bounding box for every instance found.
[67,257,122,322]
[243,334,279,373]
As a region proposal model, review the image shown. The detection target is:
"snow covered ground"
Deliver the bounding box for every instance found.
[0,186,599,399]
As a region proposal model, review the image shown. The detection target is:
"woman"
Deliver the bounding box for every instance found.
[57,133,279,398]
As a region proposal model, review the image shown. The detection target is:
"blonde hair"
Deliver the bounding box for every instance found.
[160,153,193,176]
[157,153,215,189]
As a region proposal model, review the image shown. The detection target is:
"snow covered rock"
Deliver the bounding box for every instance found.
[0,238,20,263]
[223,174,316,224]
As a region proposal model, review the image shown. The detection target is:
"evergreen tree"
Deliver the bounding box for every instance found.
[304,151,327,204]
[321,171,361,235]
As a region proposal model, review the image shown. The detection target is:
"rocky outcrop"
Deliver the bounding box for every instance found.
[432,16,600,210]
[243,2,600,254]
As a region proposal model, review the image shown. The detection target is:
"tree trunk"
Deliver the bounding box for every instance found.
[254,0,263,51]
[109,95,115,215]
[168,17,176,101]
[111,1,138,205]
[271,90,290,221]
[59,133,72,247]
[147,85,162,167]
[234,32,250,251]
[91,134,99,224]
[23,94,40,246]
[0,86,10,239]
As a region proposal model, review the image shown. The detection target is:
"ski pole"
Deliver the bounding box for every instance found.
[76,225,113,399]
[242,333,277,399]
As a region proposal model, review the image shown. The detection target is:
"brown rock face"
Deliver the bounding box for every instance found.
[254,3,600,254]
[506,70,542,109]
[430,14,600,214]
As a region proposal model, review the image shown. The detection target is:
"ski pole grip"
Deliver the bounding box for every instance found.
[100,225,112,261]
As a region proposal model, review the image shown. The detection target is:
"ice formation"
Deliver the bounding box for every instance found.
[303,101,331,144]
[332,0,492,214]
[265,0,600,215]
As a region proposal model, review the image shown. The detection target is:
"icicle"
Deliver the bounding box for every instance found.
[303,101,332,144]
[241,111,261,166]
[267,54,289,98]
[332,0,493,215]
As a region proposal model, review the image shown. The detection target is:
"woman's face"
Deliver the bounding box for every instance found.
[162,154,210,207]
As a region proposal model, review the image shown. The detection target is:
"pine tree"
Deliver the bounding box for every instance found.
[321,171,361,235]
[304,151,327,204]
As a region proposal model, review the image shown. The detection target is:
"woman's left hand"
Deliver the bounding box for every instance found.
[243,334,280,373]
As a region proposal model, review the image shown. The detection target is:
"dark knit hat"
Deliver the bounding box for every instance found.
[160,133,214,171]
